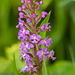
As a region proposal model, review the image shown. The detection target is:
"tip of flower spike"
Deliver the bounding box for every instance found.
[40,1,43,5]
[21,0,25,3]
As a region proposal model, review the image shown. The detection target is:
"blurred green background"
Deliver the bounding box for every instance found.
[0,0,75,75]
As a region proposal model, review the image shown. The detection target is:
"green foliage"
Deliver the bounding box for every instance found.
[5,43,26,70]
[48,61,75,75]
[0,57,13,74]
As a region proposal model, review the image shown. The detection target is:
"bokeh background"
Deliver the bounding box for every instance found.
[0,0,75,75]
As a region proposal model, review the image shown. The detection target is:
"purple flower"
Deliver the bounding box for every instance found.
[21,61,36,73]
[28,0,31,3]
[20,52,31,62]
[20,27,28,34]
[24,42,34,50]
[37,50,43,60]
[19,12,24,18]
[36,1,39,5]
[19,42,34,52]
[22,4,26,9]
[42,11,48,18]
[38,37,52,47]
[30,34,41,43]
[40,23,51,31]
[51,56,56,60]
[50,50,54,56]
[26,19,31,23]
[21,36,28,42]
[26,60,36,71]
[40,1,43,5]
[37,48,50,60]
[18,26,30,40]
[16,18,24,28]
[40,24,45,32]
[20,52,26,60]
[18,7,22,11]
[21,0,25,3]
[49,50,56,60]
[32,14,36,18]
[21,66,27,73]
[21,66,30,73]
[45,23,51,31]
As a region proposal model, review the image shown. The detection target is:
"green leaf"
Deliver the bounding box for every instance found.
[40,11,51,39]
[12,53,18,75]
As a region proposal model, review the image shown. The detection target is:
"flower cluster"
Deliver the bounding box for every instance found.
[16,0,56,74]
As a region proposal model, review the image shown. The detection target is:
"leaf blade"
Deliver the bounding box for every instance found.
[12,53,18,75]
[42,51,48,75]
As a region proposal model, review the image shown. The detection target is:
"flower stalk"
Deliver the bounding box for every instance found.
[16,0,56,75]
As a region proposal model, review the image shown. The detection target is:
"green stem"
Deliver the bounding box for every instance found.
[69,46,75,75]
